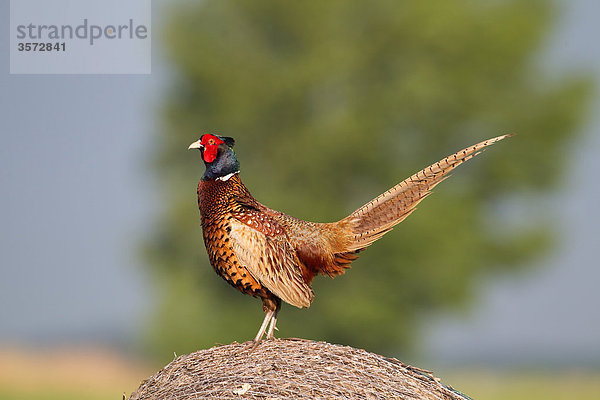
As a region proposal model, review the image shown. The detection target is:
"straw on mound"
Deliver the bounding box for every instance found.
[129,339,469,400]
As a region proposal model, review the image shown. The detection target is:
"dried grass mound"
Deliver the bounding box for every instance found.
[129,339,469,400]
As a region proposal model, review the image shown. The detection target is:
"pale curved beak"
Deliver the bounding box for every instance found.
[188,140,203,150]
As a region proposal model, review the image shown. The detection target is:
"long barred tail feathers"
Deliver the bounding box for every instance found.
[342,134,512,252]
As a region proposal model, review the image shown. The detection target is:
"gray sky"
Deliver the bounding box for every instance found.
[1,0,598,364]
[0,0,159,344]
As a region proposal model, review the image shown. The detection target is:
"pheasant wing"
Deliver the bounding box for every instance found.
[228,209,314,308]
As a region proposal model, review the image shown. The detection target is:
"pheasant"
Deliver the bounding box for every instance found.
[188,133,510,343]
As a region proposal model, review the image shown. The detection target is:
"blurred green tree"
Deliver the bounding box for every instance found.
[144,0,592,360]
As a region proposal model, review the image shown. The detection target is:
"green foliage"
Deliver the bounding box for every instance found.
[144,0,593,360]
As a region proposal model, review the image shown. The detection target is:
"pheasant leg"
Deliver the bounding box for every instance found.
[266,299,282,339]
[254,309,274,343]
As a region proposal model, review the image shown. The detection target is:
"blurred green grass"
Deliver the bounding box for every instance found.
[0,347,152,400]
[1,360,598,400]
[0,388,115,400]
[2,346,598,400]
[444,369,600,400]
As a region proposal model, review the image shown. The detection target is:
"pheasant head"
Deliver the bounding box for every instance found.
[189,134,239,180]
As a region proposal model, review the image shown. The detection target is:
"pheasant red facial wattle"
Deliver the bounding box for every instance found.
[200,134,224,163]
[188,133,511,344]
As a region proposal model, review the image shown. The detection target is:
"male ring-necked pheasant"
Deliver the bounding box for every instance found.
[189,133,510,343]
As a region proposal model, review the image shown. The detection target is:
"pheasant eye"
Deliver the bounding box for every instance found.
[208,138,215,145]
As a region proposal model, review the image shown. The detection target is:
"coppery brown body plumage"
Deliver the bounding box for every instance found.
[189,134,510,342]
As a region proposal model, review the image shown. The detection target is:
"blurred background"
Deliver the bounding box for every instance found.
[1,0,599,399]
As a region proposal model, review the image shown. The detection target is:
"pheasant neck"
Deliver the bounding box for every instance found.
[216,171,240,181]
[202,147,240,181]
